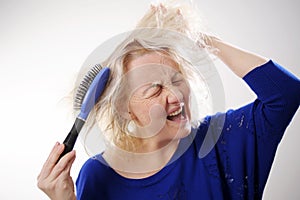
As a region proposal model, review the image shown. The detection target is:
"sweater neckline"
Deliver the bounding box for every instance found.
[93,130,197,187]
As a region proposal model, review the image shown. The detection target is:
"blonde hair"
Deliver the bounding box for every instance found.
[75,1,214,152]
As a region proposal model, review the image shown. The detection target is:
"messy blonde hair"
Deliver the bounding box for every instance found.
[76,1,214,152]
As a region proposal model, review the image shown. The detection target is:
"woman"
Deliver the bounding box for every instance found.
[37,2,300,200]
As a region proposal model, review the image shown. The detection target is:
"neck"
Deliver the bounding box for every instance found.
[103,138,180,179]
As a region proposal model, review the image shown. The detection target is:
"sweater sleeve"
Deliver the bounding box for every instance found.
[242,60,299,197]
[209,60,300,199]
[243,60,300,133]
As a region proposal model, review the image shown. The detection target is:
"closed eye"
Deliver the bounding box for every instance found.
[143,83,163,99]
[171,72,184,86]
[172,79,184,86]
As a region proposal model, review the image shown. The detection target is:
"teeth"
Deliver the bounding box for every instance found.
[168,107,182,117]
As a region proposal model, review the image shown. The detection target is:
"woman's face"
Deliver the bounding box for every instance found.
[125,51,191,144]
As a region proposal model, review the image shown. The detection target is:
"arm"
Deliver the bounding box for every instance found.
[204,36,300,198]
[221,61,300,198]
[207,36,268,77]
[206,35,300,129]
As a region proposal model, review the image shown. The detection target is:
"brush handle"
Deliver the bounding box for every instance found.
[57,117,85,162]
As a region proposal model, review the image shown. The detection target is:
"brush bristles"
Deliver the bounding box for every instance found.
[74,64,102,110]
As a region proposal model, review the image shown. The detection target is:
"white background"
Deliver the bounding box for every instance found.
[0,0,299,199]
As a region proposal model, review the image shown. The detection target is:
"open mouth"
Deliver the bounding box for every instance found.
[167,104,186,122]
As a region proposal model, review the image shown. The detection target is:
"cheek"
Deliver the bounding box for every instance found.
[129,96,155,125]
[181,85,192,118]
[182,86,190,100]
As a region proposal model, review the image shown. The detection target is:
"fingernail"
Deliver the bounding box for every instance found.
[56,143,63,151]
[70,150,76,156]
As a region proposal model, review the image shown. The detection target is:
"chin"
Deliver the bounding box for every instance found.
[164,119,192,140]
[175,123,192,139]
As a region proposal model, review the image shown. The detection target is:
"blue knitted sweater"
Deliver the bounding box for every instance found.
[76,60,300,200]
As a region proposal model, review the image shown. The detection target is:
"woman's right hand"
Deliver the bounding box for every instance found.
[37,142,76,200]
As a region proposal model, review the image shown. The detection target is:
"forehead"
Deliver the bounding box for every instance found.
[126,51,180,72]
[122,52,182,91]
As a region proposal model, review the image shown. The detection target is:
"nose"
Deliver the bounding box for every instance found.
[165,86,183,104]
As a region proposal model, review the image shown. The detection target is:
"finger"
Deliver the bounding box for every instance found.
[48,150,76,181]
[62,151,76,176]
[38,142,63,180]
[57,153,76,192]
[48,143,65,164]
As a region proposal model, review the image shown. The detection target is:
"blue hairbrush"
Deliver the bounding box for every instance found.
[57,65,110,161]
